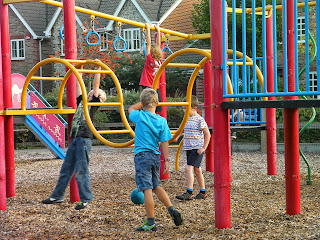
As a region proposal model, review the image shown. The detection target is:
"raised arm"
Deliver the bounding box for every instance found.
[128,102,143,114]
[154,25,161,49]
[76,65,83,98]
[92,59,102,97]
[145,23,151,55]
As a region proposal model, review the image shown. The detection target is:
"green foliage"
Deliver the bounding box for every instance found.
[191,0,283,56]
[113,53,145,91]
[43,86,67,107]
[165,69,189,97]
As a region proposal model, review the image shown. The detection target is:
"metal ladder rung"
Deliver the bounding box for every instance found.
[98,129,132,134]
[167,63,200,68]
[31,76,65,81]
[87,102,121,107]
[77,69,112,74]
[158,102,189,106]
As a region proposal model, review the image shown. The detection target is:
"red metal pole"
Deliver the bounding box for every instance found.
[266,8,277,176]
[1,1,15,198]
[0,26,7,210]
[63,0,79,202]
[158,32,168,180]
[203,61,214,173]
[211,0,231,228]
[283,0,300,215]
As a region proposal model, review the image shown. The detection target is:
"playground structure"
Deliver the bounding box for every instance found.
[0,0,319,231]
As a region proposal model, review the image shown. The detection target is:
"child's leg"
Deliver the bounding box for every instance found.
[194,167,205,190]
[144,189,155,218]
[185,165,194,189]
[153,186,172,208]
[154,187,183,226]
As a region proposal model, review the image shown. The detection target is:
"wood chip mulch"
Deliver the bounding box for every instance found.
[1,146,320,239]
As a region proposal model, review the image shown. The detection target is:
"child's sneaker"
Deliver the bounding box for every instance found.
[135,221,157,231]
[42,198,63,204]
[194,192,207,199]
[75,201,88,210]
[170,209,183,226]
[176,192,194,200]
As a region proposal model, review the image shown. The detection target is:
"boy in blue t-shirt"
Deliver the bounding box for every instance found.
[129,88,183,231]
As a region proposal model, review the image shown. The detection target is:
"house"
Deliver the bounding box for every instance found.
[8,0,198,95]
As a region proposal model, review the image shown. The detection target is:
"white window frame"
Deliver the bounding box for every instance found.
[297,16,305,43]
[99,31,108,51]
[60,37,65,57]
[123,28,141,52]
[309,71,319,99]
[10,39,25,60]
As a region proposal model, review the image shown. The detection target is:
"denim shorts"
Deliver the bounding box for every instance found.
[134,151,160,192]
[186,149,204,168]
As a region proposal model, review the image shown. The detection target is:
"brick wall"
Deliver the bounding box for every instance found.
[160,0,197,52]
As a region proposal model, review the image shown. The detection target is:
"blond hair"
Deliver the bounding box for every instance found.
[150,45,162,61]
[140,88,158,108]
[183,95,199,108]
[88,89,106,103]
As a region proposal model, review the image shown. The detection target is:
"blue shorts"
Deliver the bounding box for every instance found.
[186,149,204,168]
[134,151,161,192]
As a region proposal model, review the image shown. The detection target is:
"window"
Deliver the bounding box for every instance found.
[123,28,141,51]
[309,71,319,99]
[11,39,25,60]
[297,16,305,43]
[99,31,108,51]
[60,37,65,57]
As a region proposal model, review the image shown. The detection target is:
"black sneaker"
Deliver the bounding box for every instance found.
[194,192,207,199]
[42,198,63,204]
[176,192,194,200]
[135,221,157,231]
[75,201,88,210]
[170,209,183,226]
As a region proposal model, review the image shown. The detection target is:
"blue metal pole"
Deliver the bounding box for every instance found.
[262,0,267,94]
[304,0,310,92]
[242,0,247,95]
[273,0,278,93]
[252,0,257,94]
[317,0,320,90]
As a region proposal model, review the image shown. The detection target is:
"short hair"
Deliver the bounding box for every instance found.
[150,45,162,62]
[88,89,106,103]
[140,88,158,108]
[183,95,199,108]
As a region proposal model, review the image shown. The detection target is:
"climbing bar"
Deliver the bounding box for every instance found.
[31,76,65,81]
[1,108,76,116]
[157,102,189,106]
[167,63,200,68]
[227,61,254,66]
[77,69,112,74]
[98,129,132,135]
[87,102,121,107]
[65,59,87,63]
[40,0,190,39]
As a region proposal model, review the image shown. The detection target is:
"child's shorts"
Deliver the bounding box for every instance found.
[134,151,161,192]
[186,149,204,168]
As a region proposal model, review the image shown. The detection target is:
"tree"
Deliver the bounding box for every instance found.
[191,0,283,57]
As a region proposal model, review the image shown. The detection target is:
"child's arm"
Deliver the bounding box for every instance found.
[154,25,161,48]
[145,23,151,55]
[76,65,83,98]
[197,127,211,155]
[92,59,102,97]
[161,141,170,174]
[128,102,143,114]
